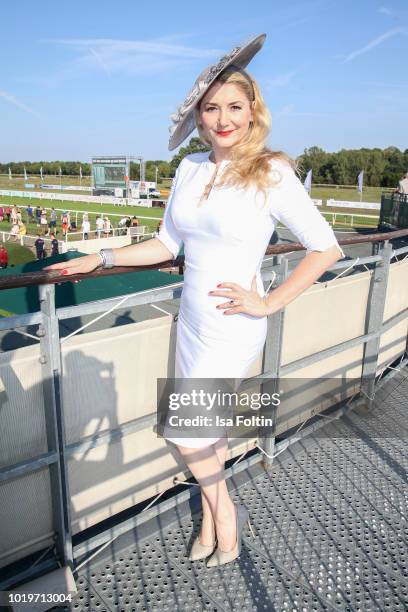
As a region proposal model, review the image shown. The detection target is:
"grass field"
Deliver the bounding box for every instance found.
[0,175,390,202]
[0,242,36,267]
[311,185,386,203]
[0,187,381,239]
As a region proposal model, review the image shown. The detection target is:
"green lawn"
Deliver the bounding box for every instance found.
[0,242,36,267]
[311,185,389,203]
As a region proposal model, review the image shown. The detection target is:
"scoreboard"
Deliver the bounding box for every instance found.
[92,156,129,196]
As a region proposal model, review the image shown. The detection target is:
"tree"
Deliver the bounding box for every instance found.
[169,137,210,175]
[296,146,329,182]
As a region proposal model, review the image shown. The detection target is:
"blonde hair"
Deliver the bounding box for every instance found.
[195,66,296,195]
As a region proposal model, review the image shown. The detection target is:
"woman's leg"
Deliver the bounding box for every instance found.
[199,438,228,544]
[176,439,236,552]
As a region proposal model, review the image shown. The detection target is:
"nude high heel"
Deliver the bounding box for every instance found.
[188,519,217,561]
[206,502,254,568]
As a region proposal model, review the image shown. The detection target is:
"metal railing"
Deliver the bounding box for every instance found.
[0,228,407,589]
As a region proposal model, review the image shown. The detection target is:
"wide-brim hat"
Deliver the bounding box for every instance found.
[168,33,266,151]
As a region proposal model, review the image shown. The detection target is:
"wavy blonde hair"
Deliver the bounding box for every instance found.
[195,66,296,195]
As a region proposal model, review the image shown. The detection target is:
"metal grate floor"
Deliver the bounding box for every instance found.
[59,366,408,611]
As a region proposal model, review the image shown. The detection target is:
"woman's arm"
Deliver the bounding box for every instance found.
[263,244,341,313]
[44,161,185,275]
[43,237,175,274]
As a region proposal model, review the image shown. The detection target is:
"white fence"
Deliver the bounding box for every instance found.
[327,199,381,210]
[0,189,166,208]
[0,228,155,254]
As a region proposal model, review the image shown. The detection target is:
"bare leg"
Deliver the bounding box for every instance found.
[200,438,228,545]
[176,439,236,552]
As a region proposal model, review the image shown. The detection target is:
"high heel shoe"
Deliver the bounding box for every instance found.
[188,521,217,561]
[206,502,254,568]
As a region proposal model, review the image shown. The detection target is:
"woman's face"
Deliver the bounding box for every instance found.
[198,81,253,153]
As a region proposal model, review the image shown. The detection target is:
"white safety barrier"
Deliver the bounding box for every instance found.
[40,184,92,192]
[0,189,166,207]
[327,199,380,210]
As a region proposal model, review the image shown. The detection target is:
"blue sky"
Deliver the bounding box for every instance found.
[1,0,407,162]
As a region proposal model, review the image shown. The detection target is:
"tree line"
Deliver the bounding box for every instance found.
[1,143,406,186]
[297,146,408,187]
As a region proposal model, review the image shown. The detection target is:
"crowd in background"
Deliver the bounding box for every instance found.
[0,204,143,239]
[0,203,152,267]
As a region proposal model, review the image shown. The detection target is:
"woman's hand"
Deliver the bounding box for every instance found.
[43,253,101,276]
[209,275,275,318]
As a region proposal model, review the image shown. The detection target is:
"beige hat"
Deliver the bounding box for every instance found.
[168,33,266,151]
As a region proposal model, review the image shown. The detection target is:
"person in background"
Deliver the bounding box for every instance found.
[62,218,68,238]
[27,205,33,224]
[50,233,59,256]
[16,208,22,223]
[34,234,46,260]
[0,206,4,222]
[103,216,112,237]
[11,206,18,225]
[6,222,20,241]
[82,216,90,240]
[40,208,49,235]
[118,215,128,235]
[50,207,57,230]
[61,210,70,227]
[397,172,408,195]
[131,216,139,227]
[5,206,11,222]
[0,244,8,269]
[95,215,104,238]
[35,205,41,226]
[18,221,27,237]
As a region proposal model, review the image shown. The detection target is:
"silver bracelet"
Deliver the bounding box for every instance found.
[98,248,115,269]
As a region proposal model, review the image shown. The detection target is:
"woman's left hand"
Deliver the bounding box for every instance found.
[209,275,270,318]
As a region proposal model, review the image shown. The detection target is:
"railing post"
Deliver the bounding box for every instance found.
[360,240,393,409]
[38,283,73,568]
[259,256,288,469]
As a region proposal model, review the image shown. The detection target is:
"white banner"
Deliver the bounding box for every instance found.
[40,184,92,191]
[327,199,380,210]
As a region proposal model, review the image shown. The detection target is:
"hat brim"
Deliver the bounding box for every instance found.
[168,33,266,151]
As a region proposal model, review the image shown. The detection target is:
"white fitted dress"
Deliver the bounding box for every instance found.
[157,151,345,448]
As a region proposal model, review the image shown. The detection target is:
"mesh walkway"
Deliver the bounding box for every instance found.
[61,366,408,611]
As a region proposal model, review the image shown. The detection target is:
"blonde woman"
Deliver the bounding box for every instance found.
[44,34,344,567]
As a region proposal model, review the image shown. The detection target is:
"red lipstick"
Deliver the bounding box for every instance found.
[217,130,234,137]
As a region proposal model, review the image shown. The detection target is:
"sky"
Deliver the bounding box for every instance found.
[1,0,407,163]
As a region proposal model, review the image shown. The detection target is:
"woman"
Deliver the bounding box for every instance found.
[18,221,27,236]
[44,33,344,568]
[40,209,48,235]
[103,216,112,237]
[7,222,20,241]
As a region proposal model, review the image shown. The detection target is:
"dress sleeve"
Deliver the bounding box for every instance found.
[269,161,345,258]
[156,161,184,258]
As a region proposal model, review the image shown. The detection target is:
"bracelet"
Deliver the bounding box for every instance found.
[98,248,115,269]
[96,252,104,268]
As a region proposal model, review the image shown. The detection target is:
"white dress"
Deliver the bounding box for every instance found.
[157,151,345,448]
